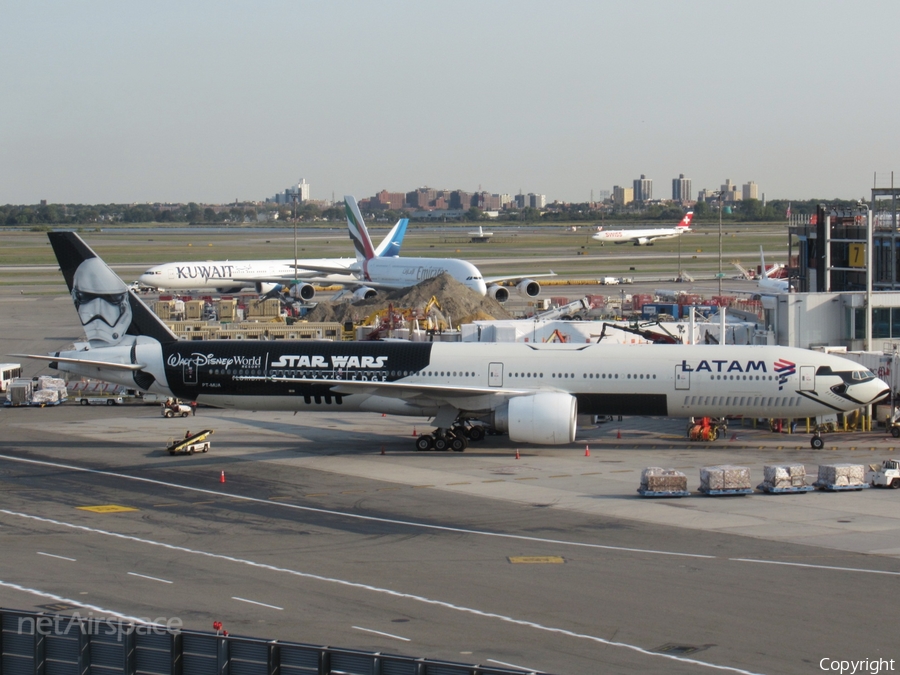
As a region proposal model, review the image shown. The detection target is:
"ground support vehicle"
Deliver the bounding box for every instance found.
[5,377,67,407]
[162,401,192,418]
[637,488,691,498]
[76,396,124,406]
[867,459,900,488]
[166,430,213,455]
[756,484,815,494]
[699,487,754,496]
[815,482,870,492]
[686,417,727,441]
[814,463,869,491]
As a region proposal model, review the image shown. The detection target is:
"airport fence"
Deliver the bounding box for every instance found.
[0,608,542,675]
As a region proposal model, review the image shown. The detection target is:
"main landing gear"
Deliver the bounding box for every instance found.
[414,422,491,452]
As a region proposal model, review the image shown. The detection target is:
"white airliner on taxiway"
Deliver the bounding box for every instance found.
[732,246,792,298]
[253,196,554,303]
[136,217,409,300]
[592,211,693,246]
[13,232,889,452]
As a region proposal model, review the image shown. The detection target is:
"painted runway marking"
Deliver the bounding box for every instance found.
[487,658,539,671]
[37,552,75,562]
[127,572,172,584]
[352,626,410,642]
[0,578,162,624]
[0,454,714,560]
[0,510,762,675]
[730,558,900,576]
[232,596,283,610]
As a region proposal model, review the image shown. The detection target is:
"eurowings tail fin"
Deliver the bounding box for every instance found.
[344,196,378,264]
[679,211,694,229]
[48,232,179,347]
[374,217,408,258]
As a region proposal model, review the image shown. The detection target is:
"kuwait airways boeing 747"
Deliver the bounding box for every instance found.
[137,217,409,300]
[13,232,888,451]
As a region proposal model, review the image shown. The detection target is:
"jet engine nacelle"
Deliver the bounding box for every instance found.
[635,238,651,246]
[288,283,315,301]
[516,278,541,298]
[255,282,280,295]
[215,286,245,294]
[491,392,577,445]
[353,286,378,301]
[487,285,509,303]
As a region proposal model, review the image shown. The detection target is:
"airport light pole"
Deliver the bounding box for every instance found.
[715,191,724,297]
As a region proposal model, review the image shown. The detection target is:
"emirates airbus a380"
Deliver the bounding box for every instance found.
[13,231,889,452]
[592,211,693,246]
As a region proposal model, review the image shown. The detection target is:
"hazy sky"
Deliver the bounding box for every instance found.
[2,1,899,205]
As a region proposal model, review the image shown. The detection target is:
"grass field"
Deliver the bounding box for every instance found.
[0,222,795,287]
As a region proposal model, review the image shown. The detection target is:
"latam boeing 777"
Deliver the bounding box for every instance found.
[13,232,888,451]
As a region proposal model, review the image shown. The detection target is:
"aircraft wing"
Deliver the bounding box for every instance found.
[236,373,538,405]
[10,353,147,371]
[482,271,557,284]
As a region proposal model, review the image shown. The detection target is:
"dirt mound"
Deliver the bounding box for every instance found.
[303,273,513,326]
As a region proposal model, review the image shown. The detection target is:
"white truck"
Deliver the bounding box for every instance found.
[75,395,124,406]
[867,459,900,488]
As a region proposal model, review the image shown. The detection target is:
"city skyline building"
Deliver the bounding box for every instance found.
[672,173,692,202]
[633,174,652,202]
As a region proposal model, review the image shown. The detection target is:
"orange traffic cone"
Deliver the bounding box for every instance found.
[616,429,622,439]
[219,471,226,484]
[382,413,385,417]
[515,448,520,460]
[584,445,590,457]
[412,426,418,437]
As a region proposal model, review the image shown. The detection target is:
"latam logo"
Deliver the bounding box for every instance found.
[680,359,767,373]
[271,354,388,369]
[774,358,796,390]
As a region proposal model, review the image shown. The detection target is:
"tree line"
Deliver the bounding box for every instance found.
[0,197,863,226]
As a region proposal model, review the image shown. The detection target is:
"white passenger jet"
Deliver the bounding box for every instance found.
[252,197,553,302]
[592,211,693,246]
[13,232,888,452]
[732,247,792,298]
[136,218,409,300]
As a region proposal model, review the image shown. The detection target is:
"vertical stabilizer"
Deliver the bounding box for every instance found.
[344,196,378,264]
[759,246,769,279]
[374,218,408,258]
[679,211,694,229]
[48,232,179,347]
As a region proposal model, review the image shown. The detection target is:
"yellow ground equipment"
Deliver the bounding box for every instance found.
[166,429,213,455]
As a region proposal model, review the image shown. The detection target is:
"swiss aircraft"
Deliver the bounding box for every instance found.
[12,232,889,451]
[136,217,409,299]
[253,197,554,303]
[592,211,693,246]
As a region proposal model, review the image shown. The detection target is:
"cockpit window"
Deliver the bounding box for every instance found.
[852,370,875,380]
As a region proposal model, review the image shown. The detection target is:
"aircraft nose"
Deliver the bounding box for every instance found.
[474,279,487,295]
